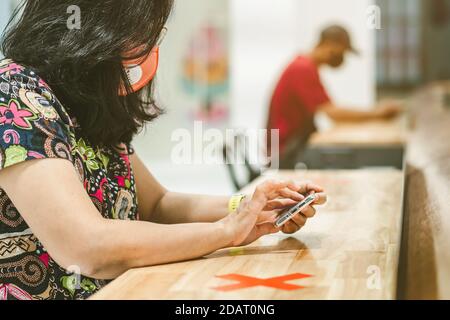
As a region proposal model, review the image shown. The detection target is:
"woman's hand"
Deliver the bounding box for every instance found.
[219,180,327,248]
[275,183,326,235]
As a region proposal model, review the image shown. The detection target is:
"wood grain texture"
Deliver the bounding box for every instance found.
[399,85,450,300]
[91,170,404,300]
[310,118,406,147]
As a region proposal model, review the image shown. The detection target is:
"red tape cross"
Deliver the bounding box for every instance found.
[213,273,312,291]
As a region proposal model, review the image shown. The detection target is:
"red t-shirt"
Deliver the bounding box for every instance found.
[267,55,330,154]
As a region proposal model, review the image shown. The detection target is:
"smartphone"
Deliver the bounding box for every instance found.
[274,193,317,228]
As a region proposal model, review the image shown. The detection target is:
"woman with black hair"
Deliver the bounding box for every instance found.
[0,0,326,300]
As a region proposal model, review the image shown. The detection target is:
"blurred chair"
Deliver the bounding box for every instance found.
[222,133,262,191]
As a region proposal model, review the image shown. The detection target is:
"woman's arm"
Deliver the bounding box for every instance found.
[0,158,314,280]
[152,193,229,224]
[131,153,230,223]
[0,159,232,279]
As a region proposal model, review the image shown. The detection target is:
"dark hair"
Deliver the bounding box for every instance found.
[1,0,173,148]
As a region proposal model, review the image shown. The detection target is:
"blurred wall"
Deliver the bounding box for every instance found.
[135,0,229,162]
[230,0,376,131]
[133,0,234,195]
[0,1,11,25]
[423,0,450,81]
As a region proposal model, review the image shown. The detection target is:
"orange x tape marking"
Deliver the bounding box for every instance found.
[213,273,312,291]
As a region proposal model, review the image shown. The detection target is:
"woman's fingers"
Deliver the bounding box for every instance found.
[235,178,327,246]
[257,210,278,223]
[300,205,316,218]
[276,211,307,234]
[253,179,324,202]
[251,180,302,210]
[313,192,327,205]
[289,212,307,227]
[248,179,326,221]
[262,192,326,213]
[267,180,303,200]
[253,180,289,200]
[278,187,304,201]
[264,198,299,211]
[256,222,279,238]
[297,181,324,194]
[281,220,302,234]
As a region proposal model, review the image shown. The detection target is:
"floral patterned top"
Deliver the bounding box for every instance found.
[0,59,139,300]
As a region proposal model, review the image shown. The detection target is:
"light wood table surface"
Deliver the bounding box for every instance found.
[91,169,404,300]
[309,118,406,147]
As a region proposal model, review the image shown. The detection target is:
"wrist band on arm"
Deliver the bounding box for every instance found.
[228,194,247,214]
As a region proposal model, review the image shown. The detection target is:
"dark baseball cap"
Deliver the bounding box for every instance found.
[319,25,359,55]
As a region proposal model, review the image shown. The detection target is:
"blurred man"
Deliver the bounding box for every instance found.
[267,25,401,169]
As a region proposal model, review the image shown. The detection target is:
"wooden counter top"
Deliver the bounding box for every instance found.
[399,84,450,300]
[309,118,406,147]
[91,169,404,300]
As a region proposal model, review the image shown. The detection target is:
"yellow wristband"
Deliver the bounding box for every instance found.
[228,194,247,213]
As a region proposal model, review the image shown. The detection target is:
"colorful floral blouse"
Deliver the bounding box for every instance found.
[0,59,139,300]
